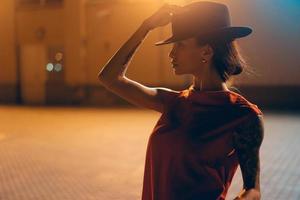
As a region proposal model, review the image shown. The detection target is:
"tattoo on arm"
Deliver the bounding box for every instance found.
[233,114,264,190]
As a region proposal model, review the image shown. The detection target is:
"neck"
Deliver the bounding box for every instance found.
[192,71,229,92]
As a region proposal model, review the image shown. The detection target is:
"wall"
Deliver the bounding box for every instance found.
[0,0,17,102]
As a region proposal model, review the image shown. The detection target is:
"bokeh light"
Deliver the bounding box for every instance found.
[46,63,54,72]
[54,63,62,72]
[55,52,63,62]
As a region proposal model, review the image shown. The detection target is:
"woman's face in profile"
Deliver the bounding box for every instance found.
[169,38,208,75]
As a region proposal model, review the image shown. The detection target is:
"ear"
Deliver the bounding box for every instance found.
[201,44,214,60]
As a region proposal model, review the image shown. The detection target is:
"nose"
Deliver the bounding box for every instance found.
[168,45,176,59]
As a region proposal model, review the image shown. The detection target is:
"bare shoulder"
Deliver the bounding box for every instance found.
[152,87,181,112]
[156,87,181,103]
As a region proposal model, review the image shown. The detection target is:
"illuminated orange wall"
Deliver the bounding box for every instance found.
[16,7,64,45]
[0,0,16,84]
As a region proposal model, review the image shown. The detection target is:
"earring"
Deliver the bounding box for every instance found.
[202,59,207,63]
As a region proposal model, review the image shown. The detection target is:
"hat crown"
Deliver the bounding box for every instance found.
[172,1,231,39]
[154,1,252,46]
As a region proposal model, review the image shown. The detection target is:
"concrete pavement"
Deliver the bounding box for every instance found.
[0,106,299,200]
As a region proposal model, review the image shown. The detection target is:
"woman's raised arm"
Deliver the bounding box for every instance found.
[97,4,181,113]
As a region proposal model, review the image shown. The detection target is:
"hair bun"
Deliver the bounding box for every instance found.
[231,65,243,75]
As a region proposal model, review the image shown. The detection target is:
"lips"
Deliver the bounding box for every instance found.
[171,61,178,67]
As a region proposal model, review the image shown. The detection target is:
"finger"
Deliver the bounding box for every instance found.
[167,6,188,16]
[160,4,182,18]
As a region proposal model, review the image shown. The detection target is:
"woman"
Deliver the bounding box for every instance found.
[98,1,264,200]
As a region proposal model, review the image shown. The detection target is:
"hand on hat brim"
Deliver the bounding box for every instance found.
[144,3,182,30]
[169,6,189,15]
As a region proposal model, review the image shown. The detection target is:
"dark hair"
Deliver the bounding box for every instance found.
[196,38,255,82]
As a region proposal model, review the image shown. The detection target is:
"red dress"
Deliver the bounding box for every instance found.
[141,86,263,200]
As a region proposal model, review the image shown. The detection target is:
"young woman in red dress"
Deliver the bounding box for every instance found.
[98,2,264,200]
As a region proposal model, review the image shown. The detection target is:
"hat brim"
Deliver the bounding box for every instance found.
[154,26,253,46]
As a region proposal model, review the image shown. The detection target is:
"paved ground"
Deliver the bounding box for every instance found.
[0,106,299,200]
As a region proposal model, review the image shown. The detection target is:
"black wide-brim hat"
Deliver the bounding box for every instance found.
[155,1,252,46]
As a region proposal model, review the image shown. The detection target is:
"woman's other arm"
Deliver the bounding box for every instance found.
[233,114,265,200]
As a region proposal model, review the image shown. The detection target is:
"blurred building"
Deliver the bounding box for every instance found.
[0,0,300,109]
[0,0,192,106]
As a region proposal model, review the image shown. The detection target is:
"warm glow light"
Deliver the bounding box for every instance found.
[54,63,62,72]
[55,52,63,61]
[46,63,54,72]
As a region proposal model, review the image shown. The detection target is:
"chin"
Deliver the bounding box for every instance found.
[173,68,185,75]
[173,67,179,73]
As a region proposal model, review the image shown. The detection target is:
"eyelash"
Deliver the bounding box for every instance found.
[173,43,183,49]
